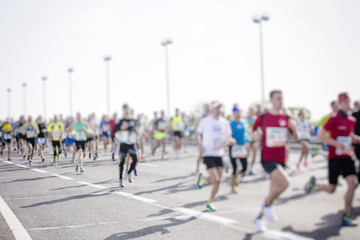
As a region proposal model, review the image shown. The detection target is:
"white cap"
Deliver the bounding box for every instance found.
[211,101,222,109]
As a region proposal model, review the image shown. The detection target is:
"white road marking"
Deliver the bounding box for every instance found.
[140,163,158,168]
[51,174,73,180]
[265,230,313,240]
[171,207,236,225]
[77,181,107,189]
[15,164,29,168]
[3,161,14,164]
[114,192,157,203]
[31,169,48,173]
[0,195,32,240]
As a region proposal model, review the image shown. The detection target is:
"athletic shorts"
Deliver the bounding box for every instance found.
[328,157,356,185]
[203,156,223,170]
[65,137,75,147]
[261,159,285,174]
[87,137,93,143]
[52,141,62,155]
[111,136,116,142]
[18,134,26,140]
[36,138,47,145]
[26,138,36,146]
[75,141,86,151]
[173,131,183,138]
[153,131,166,141]
[229,146,247,174]
[102,132,109,138]
[119,143,137,158]
[2,134,12,144]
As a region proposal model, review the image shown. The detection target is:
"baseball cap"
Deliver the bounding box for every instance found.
[211,101,222,109]
[338,93,349,103]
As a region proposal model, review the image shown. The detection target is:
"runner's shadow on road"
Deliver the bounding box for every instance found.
[105,217,196,240]
[134,181,195,196]
[275,189,320,206]
[152,174,193,183]
[281,207,360,240]
[3,175,55,183]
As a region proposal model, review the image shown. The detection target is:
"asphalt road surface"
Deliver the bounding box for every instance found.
[0,143,359,240]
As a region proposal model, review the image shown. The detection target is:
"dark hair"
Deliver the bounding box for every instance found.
[330,101,336,107]
[298,110,304,117]
[122,104,129,109]
[270,90,282,99]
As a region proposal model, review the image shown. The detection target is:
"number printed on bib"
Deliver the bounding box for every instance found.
[37,138,45,144]
[75,132,86,141]
[27,130,36,138]
[53,131,61,138]
[213,138,226,149]
[158,122,167,130]
[336,136,353,156]
[231,145,247,158]
[266,127,287,148]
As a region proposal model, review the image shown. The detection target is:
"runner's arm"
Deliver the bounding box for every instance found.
[289,119,298,141]
[318,128,343,149]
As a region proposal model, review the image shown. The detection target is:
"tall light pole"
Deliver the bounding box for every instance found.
[253,13,270,113]
[68,68,73,117]
[6,88,11,119]
[161,39,172,118]
[42,76,47,120]
[22,83,27,116]
[104,56,112,116]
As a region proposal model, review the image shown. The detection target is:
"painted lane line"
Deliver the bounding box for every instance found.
[77,181,107,189]
[31,169,48,173]
[171,207,236,225]
[0,195,32,240]
[114,192,157,203]
[264,230,313,240]
[140,163,158,168]
[51,174,73,180]
[15,164,29,168]
[3,161,14,164]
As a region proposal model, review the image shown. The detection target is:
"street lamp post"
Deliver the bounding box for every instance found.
[104,56,112,117]
[161,39,172,118]
[68,68,73,117]
[42,76,47,120]
[22,83,27,116]
[253,13,270,113]
[6,88,11,119]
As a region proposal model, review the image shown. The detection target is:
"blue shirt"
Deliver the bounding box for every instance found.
[230,120,248,145]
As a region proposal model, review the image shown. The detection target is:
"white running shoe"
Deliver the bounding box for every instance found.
[125,172,133,183]
[253,217,267,232]
[262,204,277,222]
[119,179,124,188]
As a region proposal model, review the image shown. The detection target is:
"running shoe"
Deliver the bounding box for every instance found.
[341,213,357,227]
[196,173,204,189]
[75,164,79,172]
[57,155,60,162]
[205,202,217,212]
[119,179,124,188]
[8,158,11,161]
[64,151,67,157]
[232,185,238,194]
[125,172,132,183]
[311,147,319,158]
[305,176,316,193]
[140,156,145,160]
[95,153,99,159]
[248,170,255,176]
[89,153,91,159]
[112,153,115,161]
[53,162,57,166]
[80,166,84,173]
[253,217,267,232]
[161,156,166,160]
[71,158,74,163]
[27,155,30,161]
[134,168,138,176]
[261,204,277,222]
[41,157,45,162]
[29,160,32,166]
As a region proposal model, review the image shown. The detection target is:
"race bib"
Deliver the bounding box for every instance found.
[213,138,227,149]
[37,138,46,144]
[231,145,247,158]
[53,131,61,138]
[174,123,182,130]
[4,134,12,140]
[158,122,167,130]
[27,130,36,138]
[128,133,137,144]
[336,136,353,156]
[266,127,287,148]
[117,131,129,143]
[75,132,87,141]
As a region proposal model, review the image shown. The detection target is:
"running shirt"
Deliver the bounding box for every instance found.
[246,116,256,141]
[114,118,137,145]
[197,116,232,157]
[108,119,117,137]
[253,113,290,164]
[38,123,47,138]
[155,118,167,132]
[323,111,356,159]
[230,120,248,145]
[47,122,65,141]
[24,122,38,138]
[298,120,311,140]
[90,118,99,136]
[71,122,91,141]
[100,120,110,136]
[1,123,12,140]
[171,115,183,131]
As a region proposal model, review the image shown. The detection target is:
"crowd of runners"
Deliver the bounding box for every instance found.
[1,90,360,232]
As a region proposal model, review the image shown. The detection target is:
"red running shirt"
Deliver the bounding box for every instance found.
[253,113,290,164]
[108,120,116,137]
[323,112,356,159]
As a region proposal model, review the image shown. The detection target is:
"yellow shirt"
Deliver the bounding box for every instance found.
[47,122,64,141]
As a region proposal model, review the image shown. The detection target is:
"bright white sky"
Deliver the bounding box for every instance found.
[0,0,359,121]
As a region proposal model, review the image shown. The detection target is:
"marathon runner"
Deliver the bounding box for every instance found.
[14,116,26,157]
[90,113,99,160]
[36,116,47,162]
[114,104,138,188]
[247,106,260,175]
[171,108,184,159]
[22,116,39,165]
[108,113,118,161]
[296,110,312,170]
[47,115,65,166]
[305,93,359,227]
[100,115,110,155]
[64,117,76,163]
[195,103,211,176]
[152,110,168,160]
[252,90,298,232]
[1,119,12,161]
[195,101,235,212]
